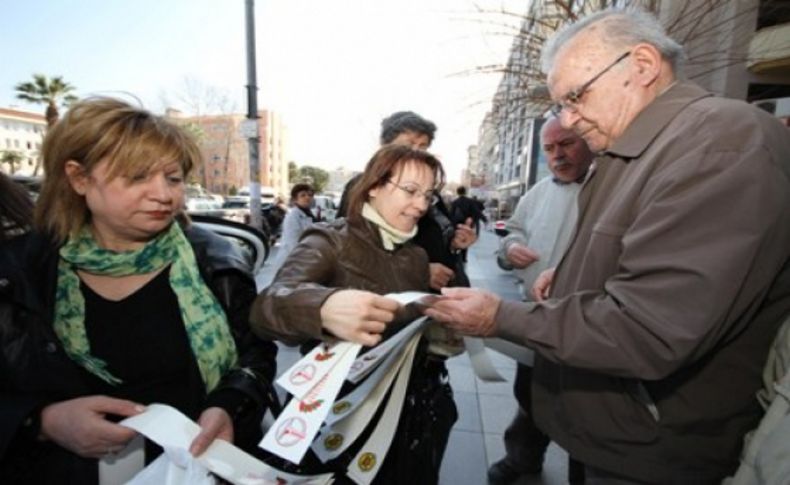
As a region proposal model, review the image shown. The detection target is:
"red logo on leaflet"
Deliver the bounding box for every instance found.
[289,364,316,385]
[315,349,335,361]
[299,399,324,413]
[275,417,307,447]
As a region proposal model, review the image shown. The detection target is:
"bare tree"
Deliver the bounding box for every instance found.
[462,0,784,123]
[163,77,239,193]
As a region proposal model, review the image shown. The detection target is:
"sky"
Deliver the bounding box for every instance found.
[1,0,528,182]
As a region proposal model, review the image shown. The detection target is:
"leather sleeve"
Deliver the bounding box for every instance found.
[250,228,341,345]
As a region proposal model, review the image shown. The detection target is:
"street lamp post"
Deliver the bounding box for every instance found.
[244,0,262,229]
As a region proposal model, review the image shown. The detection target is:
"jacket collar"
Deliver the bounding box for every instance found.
[606,82,712,160]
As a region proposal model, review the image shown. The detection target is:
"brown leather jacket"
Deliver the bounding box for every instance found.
[251,218,430,345]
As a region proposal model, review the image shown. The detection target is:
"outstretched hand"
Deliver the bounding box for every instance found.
[190,407,233,456]
[40,396,144,458]
[506,243,540,269]
[423,287,501,337]
[320,289,401,346]
[429,263,455,290]
[531,268,555,302]
[451,218,477,250]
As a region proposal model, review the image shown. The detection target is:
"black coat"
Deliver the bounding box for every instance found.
[414,199,470,288]
[0,225,277,484]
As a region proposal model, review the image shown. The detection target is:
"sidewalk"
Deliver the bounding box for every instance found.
[439,229,568,485]
[256,229,568,484]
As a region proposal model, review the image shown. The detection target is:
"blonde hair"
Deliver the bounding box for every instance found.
[35,97,203,242]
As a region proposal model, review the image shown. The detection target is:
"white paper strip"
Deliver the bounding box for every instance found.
[276,341,360,400]
[464,337,506,382]
[345,335,420,485]
[382,291,443,307]
[260,343,361,464]
[312,334,420,463]
[120,404,333,485]
[483,337,535,366]
[347,316,429,384]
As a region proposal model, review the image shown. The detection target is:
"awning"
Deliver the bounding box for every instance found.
[748,22,790,75]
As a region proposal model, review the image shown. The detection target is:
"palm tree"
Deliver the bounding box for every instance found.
[14,74,78,175]
[15,74,78,127]
[1,151,24,174]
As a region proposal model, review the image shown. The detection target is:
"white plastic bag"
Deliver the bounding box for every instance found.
[126,447,216,485]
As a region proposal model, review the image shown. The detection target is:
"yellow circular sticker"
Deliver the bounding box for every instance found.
[332,401,351,415]
[324,433,344,451]
[358,452,377,472]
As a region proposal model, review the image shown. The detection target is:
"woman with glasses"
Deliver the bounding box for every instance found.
[252,144,457,484]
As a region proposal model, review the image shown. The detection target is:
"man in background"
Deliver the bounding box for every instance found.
[489,116,592,484]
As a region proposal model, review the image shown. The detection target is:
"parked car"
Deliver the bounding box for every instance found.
[313,195,337,222]
[190,214,270,269]
[237,186,277,205]
[220,197,285,246]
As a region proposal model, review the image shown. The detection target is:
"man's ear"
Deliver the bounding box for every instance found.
[630,43,662,86]
[64,160,89,195]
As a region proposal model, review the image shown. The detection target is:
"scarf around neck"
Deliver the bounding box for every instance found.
[54,222,238,391]
[362,202,417,250]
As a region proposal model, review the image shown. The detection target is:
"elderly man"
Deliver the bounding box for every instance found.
[489,116,593,484]
[427,8,790,483]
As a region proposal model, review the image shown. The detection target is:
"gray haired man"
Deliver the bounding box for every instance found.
[427,8,790,483]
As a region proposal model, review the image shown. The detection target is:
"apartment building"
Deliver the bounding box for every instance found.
[474,0,790,215]
[0,107,46,176]
[167,109,290,197]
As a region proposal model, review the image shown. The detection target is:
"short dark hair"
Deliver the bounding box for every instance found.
[347,144,445,222]
[456,186,467,196]
[290,183,313,200]
[379,111,437,145]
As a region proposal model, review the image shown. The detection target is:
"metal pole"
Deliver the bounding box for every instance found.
[245,0,262,229]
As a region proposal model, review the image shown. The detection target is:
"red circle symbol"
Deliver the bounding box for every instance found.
[289,363,317,385]
[275,417,308,447]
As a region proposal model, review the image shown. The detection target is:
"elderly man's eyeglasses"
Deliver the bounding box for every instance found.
[550,51,631,116]
[387,180,434,204]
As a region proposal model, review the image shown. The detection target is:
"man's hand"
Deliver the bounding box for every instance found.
[423,287,501,337]
[451,218,477,250]
[429,263,455,290]
[190,407,233,456]
[506,243,540,269]
[320,289,401,346]
[531,268,555,302]
[39,396,143,458]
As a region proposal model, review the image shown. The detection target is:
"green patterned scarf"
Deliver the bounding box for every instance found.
[54,222,238,391]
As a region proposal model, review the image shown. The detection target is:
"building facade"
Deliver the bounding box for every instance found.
[0,107,47,176]
[474,0,790,217]
[167,109,290,198]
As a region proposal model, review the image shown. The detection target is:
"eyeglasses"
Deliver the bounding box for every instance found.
[387,180,434,204]
[550,51,631,116]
